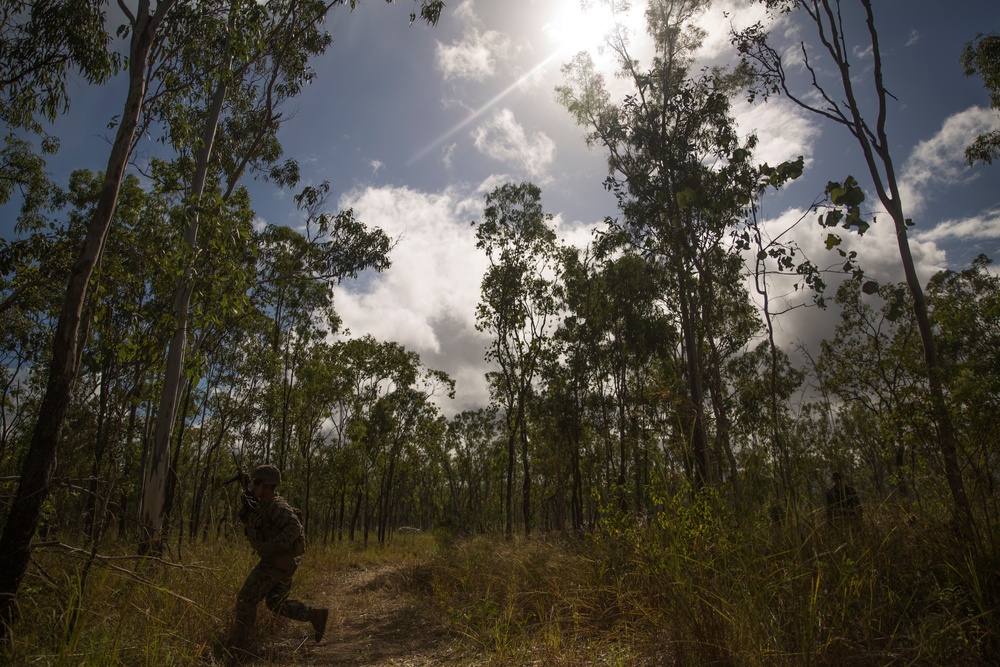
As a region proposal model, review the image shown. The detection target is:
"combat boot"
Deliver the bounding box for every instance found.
[308,607,329,642]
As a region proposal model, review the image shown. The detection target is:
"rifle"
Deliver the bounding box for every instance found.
[224,453,257,519]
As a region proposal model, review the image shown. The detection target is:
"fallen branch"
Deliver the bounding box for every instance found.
[29,541,223,623]
[30,541,218,571]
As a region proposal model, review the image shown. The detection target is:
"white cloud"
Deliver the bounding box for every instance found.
[434,0,515,81]
[899,106,1000,216]
[334,185,493,414]
[917,207,1000,243]
[471,108,556,180]
[694,0,769,62]
[732,97,820,169]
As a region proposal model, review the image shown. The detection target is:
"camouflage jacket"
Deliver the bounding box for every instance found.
[241,495,304,570]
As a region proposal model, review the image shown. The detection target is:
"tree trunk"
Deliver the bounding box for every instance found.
[141,51,231,553]
[0,5,172,639]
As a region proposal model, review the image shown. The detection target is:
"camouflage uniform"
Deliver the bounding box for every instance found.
[229,474,319,646]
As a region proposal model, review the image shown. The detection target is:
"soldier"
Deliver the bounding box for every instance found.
[826,471,862,521]
[227,464,328,648]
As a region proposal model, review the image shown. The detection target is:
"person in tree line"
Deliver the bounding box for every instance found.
[227,464,328,649]
[826,471,862,521]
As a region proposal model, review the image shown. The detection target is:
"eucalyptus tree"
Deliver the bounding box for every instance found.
[558,0,759,490]
[725,342,805,495]
[474,182,561,538]
[814,279,923,499]
[140,0,338,552]
[250,198,391,461]
[733,0,974,532]
[332,336,439,542]
[926,256,1000,511]
[590,252,675,510]
[541,246,602,530]
[0,0,189,632]
[63,171,176,539]
[439,408,502,533]
[962,32,1000,165]
[368,378,453,544]
[0,0,118,134]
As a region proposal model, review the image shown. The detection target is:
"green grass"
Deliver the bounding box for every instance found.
[431,500,998,666]
[4,510,996,666]
[2,535,422,666]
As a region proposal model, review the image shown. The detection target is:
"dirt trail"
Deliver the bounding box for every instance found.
[259,560,468,666]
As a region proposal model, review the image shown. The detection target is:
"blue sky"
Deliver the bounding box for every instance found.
[11,0,1000,414]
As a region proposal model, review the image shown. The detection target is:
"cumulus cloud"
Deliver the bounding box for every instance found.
[472,108,556,180]
[334,185,493,413]
[694,0,770,62]
[899,106,1000,216]
[732,97,820,169]
[434,0,515,81]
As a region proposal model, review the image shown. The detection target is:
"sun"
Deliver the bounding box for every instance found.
[542,0,617,57]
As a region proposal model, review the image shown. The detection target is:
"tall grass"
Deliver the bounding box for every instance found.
[0,535,413,666]
[5,512,994,665]
[431,494,998,666]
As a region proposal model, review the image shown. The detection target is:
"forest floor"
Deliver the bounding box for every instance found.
[223,558,470,667]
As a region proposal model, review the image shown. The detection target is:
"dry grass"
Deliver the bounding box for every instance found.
[3,508,996,666]
[431,498,998,666]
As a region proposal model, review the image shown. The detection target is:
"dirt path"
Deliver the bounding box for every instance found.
[257,560,469,666]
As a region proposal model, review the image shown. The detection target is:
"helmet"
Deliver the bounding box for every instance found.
[252,464,281,487]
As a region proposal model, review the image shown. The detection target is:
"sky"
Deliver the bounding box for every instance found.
[15,0,1000,416]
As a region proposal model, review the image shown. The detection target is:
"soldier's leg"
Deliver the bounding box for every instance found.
[262,570,329,642]
[228,562,272,645]
[262,571,311,621]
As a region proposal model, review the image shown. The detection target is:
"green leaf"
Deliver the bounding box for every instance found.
[861,280,879,295]
[825,234,842,250]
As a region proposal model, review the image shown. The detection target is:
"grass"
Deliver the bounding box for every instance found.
[1,534,430,666]
[431,498,998,666]
[3,506,996,666]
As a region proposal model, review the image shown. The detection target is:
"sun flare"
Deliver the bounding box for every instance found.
[542,0,616,57]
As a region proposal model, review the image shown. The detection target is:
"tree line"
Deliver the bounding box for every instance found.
[1,0,998,646]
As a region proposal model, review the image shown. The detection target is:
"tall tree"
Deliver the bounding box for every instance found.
[558,0,756,489]
[140,0,338,550]
[474,182,560,538]
[733,0,975,534]
[0,0,182,634]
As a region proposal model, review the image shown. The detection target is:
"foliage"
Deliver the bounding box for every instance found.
[962,32,1000,165]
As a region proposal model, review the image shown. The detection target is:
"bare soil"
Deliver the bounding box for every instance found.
[229,560,470,666]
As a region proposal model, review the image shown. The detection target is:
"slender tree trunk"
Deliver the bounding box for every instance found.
[505,411,516,539]
[0,4,173,638]
[677,280,709,489]
[141,50,232,553]
[520,413,531,538]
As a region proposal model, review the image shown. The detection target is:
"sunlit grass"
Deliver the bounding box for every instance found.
[2,534,430,666]
[4,514,996,665]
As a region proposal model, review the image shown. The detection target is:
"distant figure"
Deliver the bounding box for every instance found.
[227,464,328,649]
[826,471,862,521]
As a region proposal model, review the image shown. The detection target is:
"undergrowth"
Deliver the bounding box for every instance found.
[4,508,996,666]
[431,494,998,666]
[0,535,409,666]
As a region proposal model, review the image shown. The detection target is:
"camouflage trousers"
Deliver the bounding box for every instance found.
[229,558,312,644]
